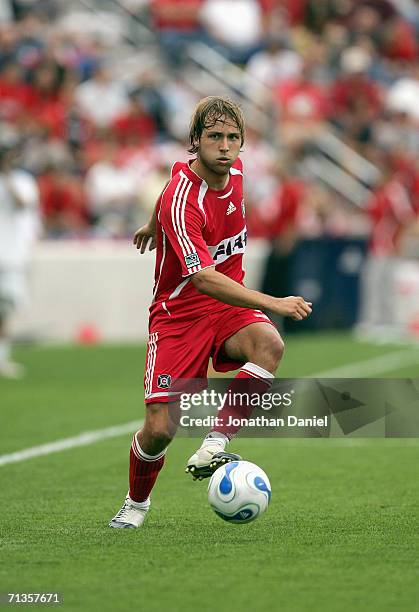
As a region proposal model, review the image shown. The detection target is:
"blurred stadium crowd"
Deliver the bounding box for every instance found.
[1,0,419,250]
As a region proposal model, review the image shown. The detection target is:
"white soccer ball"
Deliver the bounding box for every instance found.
[207,460,271,524]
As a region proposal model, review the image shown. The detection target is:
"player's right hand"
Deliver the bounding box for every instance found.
[133,223,156,253]
[272,296,312,321]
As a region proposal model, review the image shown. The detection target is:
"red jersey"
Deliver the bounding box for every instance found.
[367,179,415,256]
[149,158,247,323]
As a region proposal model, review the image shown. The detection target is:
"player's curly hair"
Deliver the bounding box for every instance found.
[188,96,245,154]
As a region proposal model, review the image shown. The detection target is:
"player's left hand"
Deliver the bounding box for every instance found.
[133,222,156,253]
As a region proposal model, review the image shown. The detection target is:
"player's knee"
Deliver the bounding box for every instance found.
[144,404,176,447]
[252,333,284,372]
[147,416,176,446]
[146,421,174,446]
[265,335,285,369]
[151,430,173,449]
[273,335,285,361]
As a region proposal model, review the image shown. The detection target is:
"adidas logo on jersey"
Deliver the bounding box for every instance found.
[226,202,236,215]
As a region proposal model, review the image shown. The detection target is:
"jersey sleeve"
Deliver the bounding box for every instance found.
[159,189,215,277]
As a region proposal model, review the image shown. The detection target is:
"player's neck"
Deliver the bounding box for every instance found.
[190,159,230,191]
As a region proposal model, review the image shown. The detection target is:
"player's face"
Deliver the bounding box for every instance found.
[196,117,242,176]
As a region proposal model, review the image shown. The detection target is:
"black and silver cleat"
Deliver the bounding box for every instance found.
[185,451,242,480]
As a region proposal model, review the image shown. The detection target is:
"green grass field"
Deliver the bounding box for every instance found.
[1,333,418,611]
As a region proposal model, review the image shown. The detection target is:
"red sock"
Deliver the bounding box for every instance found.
[211,362,273,440]
[129,433,166,503]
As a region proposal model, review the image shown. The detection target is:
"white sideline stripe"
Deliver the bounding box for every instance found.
[0,419,143,467]
[0,348,417,468]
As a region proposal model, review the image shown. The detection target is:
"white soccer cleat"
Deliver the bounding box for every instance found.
[185,443,242,480]
[108,495,150,529]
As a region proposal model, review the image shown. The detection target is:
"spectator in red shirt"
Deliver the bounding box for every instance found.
[25,61,68,138]
[37,164,89,237]
[332,47,382,115]
[367,173,415,258]
[0,60,33,123]
[150,0,206,66]
[249,171,305,242]
[381,16,418,61]
[280,0,307,26]
[111,93,157,145]
[151,0,203,31]
[259,167,307,329]
[330,46,382,144]
[358,161,416,335]
[273,61,330,148]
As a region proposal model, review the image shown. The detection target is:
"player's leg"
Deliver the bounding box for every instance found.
[109,402,179,529]
[110,316,212,526]
[0,274,25,379]
[209,321,283,435]
[223,321,284,373]
[128,401,179,504]
[186,316,284,478]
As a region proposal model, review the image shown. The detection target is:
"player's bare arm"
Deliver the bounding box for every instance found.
[133,220,156,253]
[192,266,312,321]
[133,181,171,253]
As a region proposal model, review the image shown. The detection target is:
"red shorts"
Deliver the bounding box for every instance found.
[144,305,275,403]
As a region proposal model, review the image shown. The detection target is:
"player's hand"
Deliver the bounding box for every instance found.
[271,296,312,321]
[133,222,156,253]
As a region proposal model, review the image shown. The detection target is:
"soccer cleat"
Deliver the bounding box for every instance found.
[185,444,242,480]
[108,495,150,529]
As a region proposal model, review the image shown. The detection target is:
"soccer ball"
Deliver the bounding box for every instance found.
[207,460,271,524]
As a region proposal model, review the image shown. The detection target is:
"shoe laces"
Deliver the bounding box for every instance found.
[115,500,133,520]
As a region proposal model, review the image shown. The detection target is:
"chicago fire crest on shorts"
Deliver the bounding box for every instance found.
[157,374,172,389]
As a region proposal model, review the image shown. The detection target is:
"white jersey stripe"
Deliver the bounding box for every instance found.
[144,337,150,395]
[162,301,171,316]
[145,332,158,396]
[198,181,208,224]
[178,177,196,260]
[144,339,150,395]
[144,334,152,395]
[148,334,158,396]
[168,277,190,300]
[146,334,156,395]
[180,180,197,262]
[175,177,191,255]
[145,391,182,400]
[170,176,189,257]
[217,186,233,199]
[230,167,243,176]
[169,175,184,232]
[172,173,203,275]
[171,176,191,257]
[176,177,192,255]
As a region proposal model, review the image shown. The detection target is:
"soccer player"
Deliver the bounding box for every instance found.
[109,96,312,528]
[0,142,40,379]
